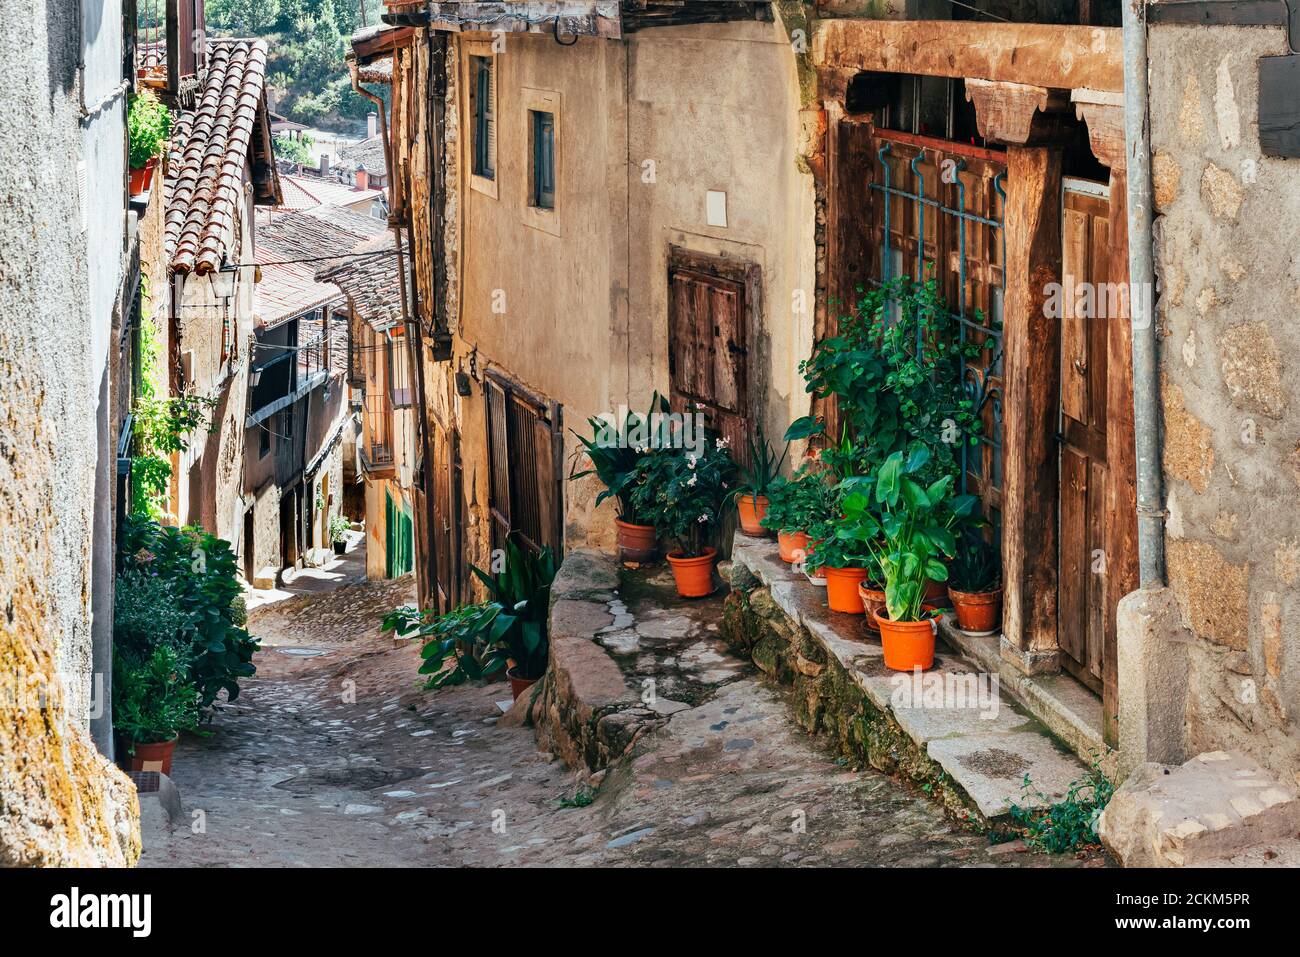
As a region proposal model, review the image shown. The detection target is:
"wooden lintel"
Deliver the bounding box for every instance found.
[965,79,1073,147]
[814,20,1124,93]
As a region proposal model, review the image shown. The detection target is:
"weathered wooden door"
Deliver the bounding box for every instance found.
[485,373,563,557]
[667,248,756,466]
[1056,179,1112,693]
[429,423,464,613]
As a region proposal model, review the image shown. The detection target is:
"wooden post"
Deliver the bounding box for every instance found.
[1000,142,1065,673]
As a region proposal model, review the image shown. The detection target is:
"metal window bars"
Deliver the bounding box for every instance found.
[869,140,1007,508]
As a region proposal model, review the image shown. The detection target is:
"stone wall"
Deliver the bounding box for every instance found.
[1145,23,1300,781]
[0,0,140,865]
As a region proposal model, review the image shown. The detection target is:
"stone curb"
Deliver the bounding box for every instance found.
[535,549,667,773]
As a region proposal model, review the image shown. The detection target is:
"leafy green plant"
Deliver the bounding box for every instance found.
[556,785,596,809]
[949,526,1001,594]
[385,602,507,689]
[786,274,989,485]
[569,394,672,524]
[1007,757,1115,853]
[118,515,259,708]
[113,570,194,659]
[839,448,978,621]
[328,514,351,544]
[627,437,737,558]
[273,131,315,166]
[471,541,559,681]
[113,645,201,748]
[128,90,171,170]
[386,542,560,687]
[759,467,830,534]
[731,426,787,499]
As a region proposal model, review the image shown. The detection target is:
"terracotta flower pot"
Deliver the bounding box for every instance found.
[924,576,950,604]
[127,736,178,776]
[874,610,937,672]
[949,586,1003,635]
[824,565,869,614]
[736,494,770,536]
[666,547,717,598]
[615,518,658,564]
[129,158,156,197]
[777,529,809,563]
[507,667,539,701]
[858,582,887,632]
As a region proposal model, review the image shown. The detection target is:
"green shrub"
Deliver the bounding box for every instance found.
[128,91,171,170]
[118,515,259,708]
[1007,757,1115,853]
[114,645,201,748]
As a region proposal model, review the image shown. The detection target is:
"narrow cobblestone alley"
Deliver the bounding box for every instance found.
[142,542,1098,868]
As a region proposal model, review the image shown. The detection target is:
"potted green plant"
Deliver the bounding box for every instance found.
[844,449,978,670]
[329,514,351,555]
[570,395,671,563]
[629,436,736,597]
[948,528,1003,635]
[113,645,200,775]
[384,542,558,699]
[807,482,877,614]
[128,90,171,196]
[762,467,837,563]
[730,427,787,536]
[471,541,558,698]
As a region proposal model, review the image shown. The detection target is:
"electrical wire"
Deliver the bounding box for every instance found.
[941,0,1011,22]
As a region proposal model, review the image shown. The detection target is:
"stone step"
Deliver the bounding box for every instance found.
[731,533,1091,821]
[1099,750,1300,866]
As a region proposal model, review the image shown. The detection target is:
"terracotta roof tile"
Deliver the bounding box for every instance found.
[315,231,407,333]
[165,39,280,276]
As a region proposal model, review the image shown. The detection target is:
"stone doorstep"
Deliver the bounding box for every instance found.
[937,617,1113,774]
[732,533,1090,820]
[1099,750,1300,867]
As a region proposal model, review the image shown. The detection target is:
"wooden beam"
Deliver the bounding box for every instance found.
[1000,143,1065,674]
[814,20,1124,93]
[1072,91,1127,170]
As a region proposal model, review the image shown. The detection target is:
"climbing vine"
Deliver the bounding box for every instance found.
[130,302,217,519]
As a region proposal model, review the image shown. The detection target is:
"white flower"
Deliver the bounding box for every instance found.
[716,436,731,449]
[686,454,697,469]
[686,474,697,487]
[697,514,709,523]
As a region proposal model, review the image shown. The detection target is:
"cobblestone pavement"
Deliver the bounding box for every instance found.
[143,547,1102,867]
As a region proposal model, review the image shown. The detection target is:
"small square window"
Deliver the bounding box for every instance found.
[471,56,496,181]
[530,110,555,210]
[258,425,270,459]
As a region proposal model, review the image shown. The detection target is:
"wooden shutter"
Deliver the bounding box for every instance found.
[485,376,511,552]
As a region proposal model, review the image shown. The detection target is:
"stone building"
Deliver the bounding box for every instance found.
[163,38,282,546]
[365,0,1300,798]
[243,205,383,587]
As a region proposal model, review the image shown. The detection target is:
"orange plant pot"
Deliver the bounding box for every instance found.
[129,158,156,196]
[666,547,718,598]
[126,736,178,776]
[949,586,1003,634]
[824,566,869,614]
[615,518,658,564]
[874,611,937,671]
[924,576,950,604]
[858,583,887,632]
[777,529,809,563]
[736,494,770,536]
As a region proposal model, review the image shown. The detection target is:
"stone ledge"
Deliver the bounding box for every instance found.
[535,549,666,772]
[727,532,1089,822]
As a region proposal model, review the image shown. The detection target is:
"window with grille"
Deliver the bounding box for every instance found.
[484,374,562,557]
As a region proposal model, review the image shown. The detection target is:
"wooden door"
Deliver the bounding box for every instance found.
[1057,179,1111,693]
[667,248,757,467]
[485,373,563,557]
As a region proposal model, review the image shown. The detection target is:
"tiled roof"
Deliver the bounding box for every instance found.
[255,206,388,327]
[273,174,384,213]
[165,39,282,276]
[340,134,388,177]
[316,231,407,333]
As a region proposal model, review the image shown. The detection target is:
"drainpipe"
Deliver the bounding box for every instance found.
[1122,0,1166,588]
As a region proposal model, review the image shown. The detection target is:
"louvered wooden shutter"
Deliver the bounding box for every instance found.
[485,377,511,552]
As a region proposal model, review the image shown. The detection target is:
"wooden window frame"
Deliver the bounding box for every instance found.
[520,87,561,236]
[465,44,498,200]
